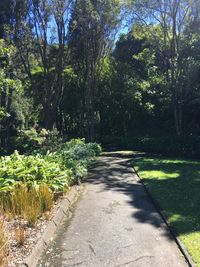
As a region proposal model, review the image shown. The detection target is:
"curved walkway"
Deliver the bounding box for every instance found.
[38,156,188,267]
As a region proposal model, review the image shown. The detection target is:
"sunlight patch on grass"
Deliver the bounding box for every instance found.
[134,156,200,266]
[138,157,200,165]
[168,213,186,223]
[180,232,200,264]
[138,170,179,180]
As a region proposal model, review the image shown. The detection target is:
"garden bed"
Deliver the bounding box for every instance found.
[0,138,101,266]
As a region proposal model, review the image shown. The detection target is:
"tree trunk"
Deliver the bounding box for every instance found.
[85,84,95,142]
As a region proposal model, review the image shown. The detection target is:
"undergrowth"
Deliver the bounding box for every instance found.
[0,138,101,224]
[0,138,101,265]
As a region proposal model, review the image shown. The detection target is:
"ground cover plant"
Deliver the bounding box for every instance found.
[134,156,200,266]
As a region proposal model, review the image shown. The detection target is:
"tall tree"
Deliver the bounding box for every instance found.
[129,0,192,135]
[69,0,122,141]
[16,0,73,130]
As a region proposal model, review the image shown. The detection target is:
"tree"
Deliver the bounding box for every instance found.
[12,0,73,130]
[129,0,192,135]
[0,0,14,38]
[103,24,167,137]
[0,39,32,149]
[69,0,122,141]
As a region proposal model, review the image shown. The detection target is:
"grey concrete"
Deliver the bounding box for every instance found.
[38,156,188,267]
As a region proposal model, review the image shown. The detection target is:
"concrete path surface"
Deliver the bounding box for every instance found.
[38,156,188,267]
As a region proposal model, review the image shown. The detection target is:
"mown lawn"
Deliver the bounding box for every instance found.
[133,156,200,266]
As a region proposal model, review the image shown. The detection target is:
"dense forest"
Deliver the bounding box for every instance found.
[0,0,200,155]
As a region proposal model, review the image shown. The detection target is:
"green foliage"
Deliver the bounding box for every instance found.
[15,128,62,154]
[0,39,35,154]
[0,107,9,121]
[0,150,70,192]
[15,128,47,152]
[120,135,200,158]
[39,128,63,153]
[0,138,101,225]
[0,139,102,193]
[53,138,102,183]
[0,0,200,152]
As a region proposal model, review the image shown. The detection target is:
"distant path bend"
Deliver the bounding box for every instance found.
[38,156,188,267]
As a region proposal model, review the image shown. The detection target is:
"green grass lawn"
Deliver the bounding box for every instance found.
[133,155,200,266]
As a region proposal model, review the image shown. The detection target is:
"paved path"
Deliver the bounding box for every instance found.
[38,156,188,267]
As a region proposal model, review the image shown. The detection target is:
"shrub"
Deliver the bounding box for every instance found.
[0,139,102,223]
[0,150,70,192]
[54,138,102,182]
[15,128,45,153]
[0,138,101,265]
[40,128,63,153]
[15,128,63,154]
[120,135,200,158]
[0,140,101,193]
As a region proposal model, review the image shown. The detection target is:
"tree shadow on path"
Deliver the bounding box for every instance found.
[87,152,200,240]
[86,154,175,240]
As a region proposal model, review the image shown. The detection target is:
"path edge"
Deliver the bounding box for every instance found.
[132,166,196,267]
[22,184,83,267]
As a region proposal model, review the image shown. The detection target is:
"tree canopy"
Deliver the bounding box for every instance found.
[0,0,200,150]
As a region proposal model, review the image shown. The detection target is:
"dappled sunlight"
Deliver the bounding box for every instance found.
[134,156,200,265]
[139,170,179,180]
[137,157,200,165]
[87,156,178,240]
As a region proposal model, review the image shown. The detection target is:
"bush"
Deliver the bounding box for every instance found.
[0,137,101,267]
[53,139,102,182]
[15,128,63,154]
[0,139,102,223]
[40,128,63,153]
[0,150,70,192]
[15,128,46,153]
[120,135,200,158]
[0,139,101,193]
